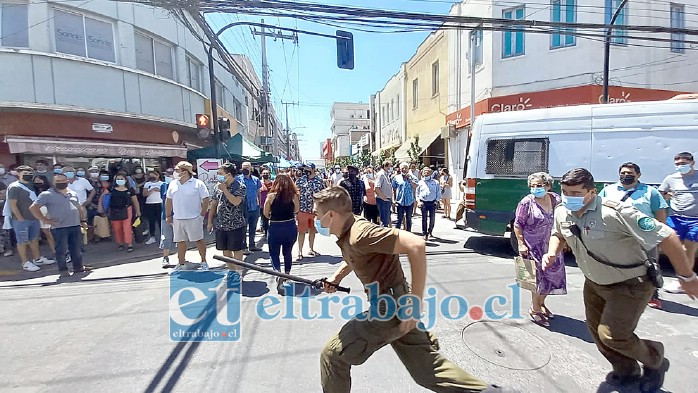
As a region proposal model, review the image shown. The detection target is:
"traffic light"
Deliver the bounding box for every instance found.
[219,117,231,142]
[196,114,210,129]
[336,30,354,70]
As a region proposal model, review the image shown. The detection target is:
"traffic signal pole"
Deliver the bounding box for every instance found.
[602,0,629,104]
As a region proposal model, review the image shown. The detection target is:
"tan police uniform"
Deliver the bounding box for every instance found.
[552,196,674,376]
[320,216,489,393]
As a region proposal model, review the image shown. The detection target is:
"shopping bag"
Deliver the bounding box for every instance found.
[514,255,537,292]
[94,216,111,239]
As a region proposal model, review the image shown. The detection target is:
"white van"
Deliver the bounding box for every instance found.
[463,99,698,250]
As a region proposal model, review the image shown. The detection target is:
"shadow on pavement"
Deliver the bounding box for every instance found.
[241,279,271,298]
[547,315,594,343]
[658,299,698,316]
[463,236,516,258]
[428,236,458,245]
[595,382,668,393]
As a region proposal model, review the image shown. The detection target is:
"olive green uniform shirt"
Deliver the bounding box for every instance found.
[552,196,673,285]
[335,216,406,291]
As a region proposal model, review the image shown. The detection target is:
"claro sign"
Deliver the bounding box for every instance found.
[445,85,689,129]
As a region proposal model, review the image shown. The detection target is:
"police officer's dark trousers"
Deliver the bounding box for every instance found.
[320,280,488,392]
[583,277,665,375]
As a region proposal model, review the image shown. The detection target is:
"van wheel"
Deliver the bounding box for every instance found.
[509,231,519,254]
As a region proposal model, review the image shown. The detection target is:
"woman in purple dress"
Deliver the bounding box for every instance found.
[514,172,567,327]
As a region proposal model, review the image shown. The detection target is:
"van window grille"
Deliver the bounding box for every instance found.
[485,138,549,175]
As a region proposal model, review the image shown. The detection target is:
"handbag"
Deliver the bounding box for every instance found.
[514,255,537,291]
[93,215,111,238]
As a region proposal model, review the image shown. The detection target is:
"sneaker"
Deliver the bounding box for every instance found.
[162,256,170,268]
[145,237,156,245]
[34,256,56,265]
[243,249,251,256]
[3,249,13,257]
[171,264,185,273]
[59,270,71,278]
[200,261,209,271]
[648,299,663,309]
[22,261,40,272]
[142,229,149,236]
[663,279,685,294]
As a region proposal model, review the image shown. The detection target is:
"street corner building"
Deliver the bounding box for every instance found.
[0,0,277,168]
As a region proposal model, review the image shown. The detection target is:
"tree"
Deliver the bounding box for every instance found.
[407,136,422,166]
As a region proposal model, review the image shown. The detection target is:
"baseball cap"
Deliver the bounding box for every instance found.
[175,161,195,174]
[307,163,316,169]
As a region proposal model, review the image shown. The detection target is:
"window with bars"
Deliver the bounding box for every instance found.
[485,138,549,175]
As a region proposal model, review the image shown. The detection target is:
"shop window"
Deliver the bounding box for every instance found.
[134,31,173,79]
[1,2,29,47]
[54,9,115,62]
[485,138,549,176]
[186,55,202,91]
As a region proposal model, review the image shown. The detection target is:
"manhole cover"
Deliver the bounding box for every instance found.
[461,320,551,371]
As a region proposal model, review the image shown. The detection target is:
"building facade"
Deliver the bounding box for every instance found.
[372,64,407,156]
[0,0,267,169]
[444,0,698,200]
[330,102,371,158]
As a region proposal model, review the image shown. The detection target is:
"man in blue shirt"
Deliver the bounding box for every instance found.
[392,162,417,232]
[416,167,442,240]
[599,161,668,309]
[237,161,262,253]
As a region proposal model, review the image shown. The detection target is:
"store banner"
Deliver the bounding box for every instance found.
[5,136,187,158]
[196,158,223,195]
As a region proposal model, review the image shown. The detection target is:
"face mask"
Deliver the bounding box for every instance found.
[174,172,182,180]
[64,171,75,179]
[90,172,99,179]
[242,169,250,176]
[37,169,47,174]
[22,174,34,182]
[530,187,547,198]
[348,173,357,180]
[342,173,349,179]
[0,169,5,175]
[115,179,127,186]
[10,171,17,177]
[217,175,227,182]
[619,175,636,185]
[425,175,432,181]
[135,169,143,174]
[366,174,374,179]
[262,175,270,180]
[314,217,332,237]
[100,175,109,181]
[34,183,45,192]
[676,164,692,174]
[164,176,172,184]
[54,168,62,174]
[562,194,588,212]
[77,171,86,177]
[55,182,69,190]
[335,169,340,174]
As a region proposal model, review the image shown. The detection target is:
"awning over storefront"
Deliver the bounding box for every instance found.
[5,136,187,158]
[187,133,274,164]
[394,130,442,161]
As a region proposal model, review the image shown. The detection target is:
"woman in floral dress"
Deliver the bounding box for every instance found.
[514,172,567,327]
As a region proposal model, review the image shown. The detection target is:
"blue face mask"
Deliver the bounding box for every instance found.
[424,175,432,181]
[76,171,85,177]
[53,168,62,174]
[64,171,75,179]
[676,164,692,174]
[115,179,126,186]
[100,175,109,181]
[314,217,332,237]
[562,194,587,212]
[164,176,172,184]
[530,187,547,198]
[217,175,227,182]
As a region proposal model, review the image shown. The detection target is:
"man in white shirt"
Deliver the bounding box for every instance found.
[143,169,164,245]
[64,165,95,209]
[165,161,210,271]
[330,165,344,187]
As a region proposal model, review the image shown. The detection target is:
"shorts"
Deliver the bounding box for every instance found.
[160,218,174,250]
[297,211,315,234]
[173,216,205,243]
[216,227,245,251]
[666,215,698,242]
[12,219,40,244]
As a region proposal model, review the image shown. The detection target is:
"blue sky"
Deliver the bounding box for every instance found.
[207,0,453,160]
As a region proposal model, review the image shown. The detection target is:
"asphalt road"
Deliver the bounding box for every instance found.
[1,215,697,393]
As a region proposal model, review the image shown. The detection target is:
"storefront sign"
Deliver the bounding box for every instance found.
[6,136,187,158]
[92,123,113,133]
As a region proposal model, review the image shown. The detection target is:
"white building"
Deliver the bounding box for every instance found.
[0,0,260,167]
[330,102,371,158]
[445,0,697,199]
[372,64,407,155]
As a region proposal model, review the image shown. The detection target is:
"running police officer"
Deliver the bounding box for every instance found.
[544,168,698,393]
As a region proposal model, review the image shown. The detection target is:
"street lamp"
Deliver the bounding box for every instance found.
[602,0,629,104]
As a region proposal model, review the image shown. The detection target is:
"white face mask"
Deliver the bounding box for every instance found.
[174,172,182,180]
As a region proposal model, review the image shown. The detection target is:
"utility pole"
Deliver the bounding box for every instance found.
[253,20,298,158]
[282,101,298,160]
[602,0,629,104]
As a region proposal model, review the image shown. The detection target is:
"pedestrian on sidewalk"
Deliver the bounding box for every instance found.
[600,162,668,309]
[544,168,698,392]
[0,163,18,186]
[440,168,453,219]
[142,169,164,245]
[0,180,13,257]
[237,162,262,254]
[263,174,299,292]
[315,187,507,393]
[392,162,417,232]
[34,159,52,185]
[33,176,56,261]
[105,173,141,252]
[416,167,441,240]
[166,161,210,272]
[514,172,567,328]
[295,163,325,261]
[64,165,96,214]
[374,161,393,227]
[30,173,91,277]
[259,168,273,238]
[208,163,247,281]
[339,165,365,216]
[159,169,175,268]
[5,165,54,272]
[362,167,379,224]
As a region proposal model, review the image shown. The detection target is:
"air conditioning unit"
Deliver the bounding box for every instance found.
[441,125,455,139]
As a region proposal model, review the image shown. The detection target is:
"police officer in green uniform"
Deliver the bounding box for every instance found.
[315,187,510,393]
[543,168,698,393]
